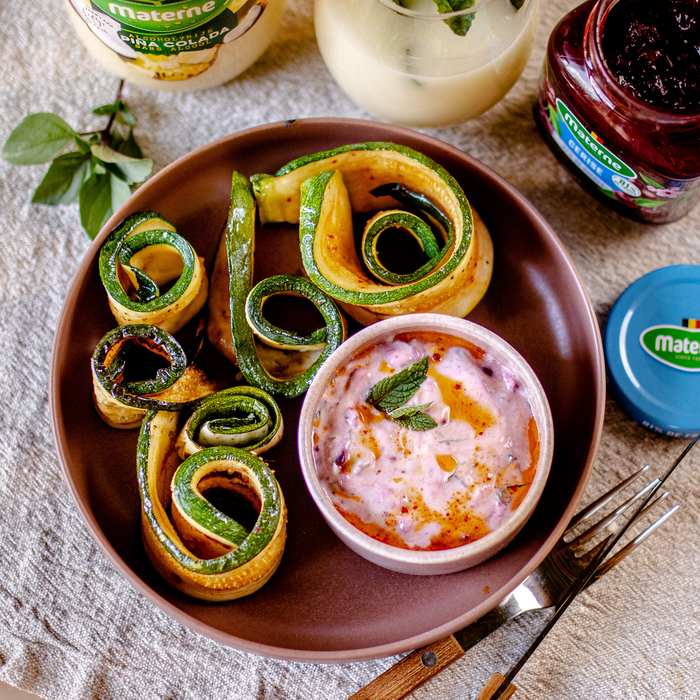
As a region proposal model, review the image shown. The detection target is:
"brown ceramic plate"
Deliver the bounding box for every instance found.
[49,118,604,662]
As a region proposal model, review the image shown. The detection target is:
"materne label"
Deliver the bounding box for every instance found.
[94,0,232,32]
[551,98,640,194]
[640,325,700,372]
[69,0,267,80]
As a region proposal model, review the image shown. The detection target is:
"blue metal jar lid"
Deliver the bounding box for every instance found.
[604,265,700,438]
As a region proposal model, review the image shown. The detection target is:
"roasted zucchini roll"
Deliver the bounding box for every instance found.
[251,142,493,326]
[91,324,221,429]
[138,411,287,601]
[99,211,208,334]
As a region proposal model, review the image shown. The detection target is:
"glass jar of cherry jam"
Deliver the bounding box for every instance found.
[534,0,700,224]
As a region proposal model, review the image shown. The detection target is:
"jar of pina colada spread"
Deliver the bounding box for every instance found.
[65,0,286,91]
[534,0,700,224]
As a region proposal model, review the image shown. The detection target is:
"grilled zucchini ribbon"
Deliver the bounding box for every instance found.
[138,411,287,601]
[207,172,346,399]
[99,211,208,333]
[176,386,284,458]
[251,142,493,326]
[91,324,219,429]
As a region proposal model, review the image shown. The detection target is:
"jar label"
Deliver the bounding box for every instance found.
[91,0,233,33]
[69,0,267,81]
[640,324,700,372]
[538,86,700,217]
[548,97,643,195]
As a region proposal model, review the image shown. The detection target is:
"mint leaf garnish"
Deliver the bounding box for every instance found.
[2,80,152,238]
[391,412,438,431]
[392,0,523,37]
[386,402,432,419]
[433,0,475,36]
[367,357,428,412]
[366,358,436,431]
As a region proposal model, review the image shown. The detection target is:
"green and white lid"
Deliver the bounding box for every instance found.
[604,265,700,438]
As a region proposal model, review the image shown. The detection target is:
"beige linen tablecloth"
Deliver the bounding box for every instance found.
[1,1,699,698]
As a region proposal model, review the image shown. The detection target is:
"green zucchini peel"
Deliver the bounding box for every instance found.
[362,209,443,286]
[226,172,346,398]
[91,323,188,411]
[171,446,282,569]
[98,210,208,333]
[178,386,283,456]
[245,274,334,351]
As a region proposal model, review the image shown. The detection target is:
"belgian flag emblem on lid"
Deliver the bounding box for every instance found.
[683,319,700,329]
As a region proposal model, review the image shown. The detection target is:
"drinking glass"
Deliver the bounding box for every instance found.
[314,0,540,127]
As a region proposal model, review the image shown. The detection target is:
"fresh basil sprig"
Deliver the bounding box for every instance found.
[366,357,438,431]
[2,80,152,239]
[392,0,524,37]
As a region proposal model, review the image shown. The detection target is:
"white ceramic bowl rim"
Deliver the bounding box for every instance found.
[298,313,554,570]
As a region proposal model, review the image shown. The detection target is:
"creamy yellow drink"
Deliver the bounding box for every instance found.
[314,0,540,127]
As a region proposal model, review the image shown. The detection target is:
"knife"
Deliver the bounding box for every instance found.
[346,610,518,700]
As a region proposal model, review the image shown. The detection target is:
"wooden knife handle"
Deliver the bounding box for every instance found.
[347,635,464,700]
[475,673,517,700]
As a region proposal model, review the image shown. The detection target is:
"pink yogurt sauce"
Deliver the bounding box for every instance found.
[311,332,539,551]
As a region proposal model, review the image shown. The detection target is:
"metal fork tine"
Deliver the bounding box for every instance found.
[566,478,660,551]
[575,490,669,568]
[593,503,680,580]
[565,465,650,534]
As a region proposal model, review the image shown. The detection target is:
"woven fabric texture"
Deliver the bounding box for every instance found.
[0,1,699,698]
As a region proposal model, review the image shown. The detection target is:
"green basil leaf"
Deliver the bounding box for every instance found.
[2,113,75,165]
[109,130,125,153]
[117,101,136,127]
[91,143,152,184]
[119,157,152,183]
[31,152,91,205]
[110,172,132,212]
[99,159,128,182]
[74,135,92,155]
[391,412,438,431]
[79,172,113,239]
[117,128,143,159]
[367,357,429,413]
[92,101,121,116]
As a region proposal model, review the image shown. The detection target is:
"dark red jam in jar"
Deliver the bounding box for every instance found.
[534,0,700,224]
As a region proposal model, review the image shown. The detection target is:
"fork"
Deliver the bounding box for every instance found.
[348,466,679,700]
